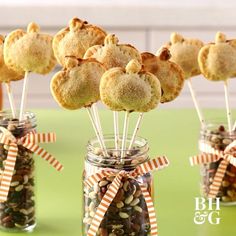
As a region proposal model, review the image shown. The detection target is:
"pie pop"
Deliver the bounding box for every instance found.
[85,33,142,151]
[100,59,161,158]
[0,35,24,118]
[4,22,56,120]
[166,33,205,126]
[51,56,105,110]
[84,34,142,69]
[51,56,108,156]
[198,32,236,131]
[142,47,184,103]
[53,18,107,66]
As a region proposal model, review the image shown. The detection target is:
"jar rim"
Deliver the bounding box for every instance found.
[87,134,148,152]
[86,134,149,169]
[200,121,236,138]
[0,110,37,128]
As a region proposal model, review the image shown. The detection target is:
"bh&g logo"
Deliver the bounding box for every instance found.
[194,197,220,225]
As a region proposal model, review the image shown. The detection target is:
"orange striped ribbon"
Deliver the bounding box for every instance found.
[0,131,63,202]
[85,156,169,236]
[190,140,236,198]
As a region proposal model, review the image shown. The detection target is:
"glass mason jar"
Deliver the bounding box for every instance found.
[83,135,153,236]
[199,122,236,205]
[0,111,36,232]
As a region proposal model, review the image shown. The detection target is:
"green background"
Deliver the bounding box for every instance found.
[1,109,236,236]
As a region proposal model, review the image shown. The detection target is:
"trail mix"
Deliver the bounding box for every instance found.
[200,125,236,202]
[0,118,35,231]
[83,173,152,236]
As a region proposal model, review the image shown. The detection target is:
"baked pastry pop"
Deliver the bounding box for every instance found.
[142,47,184,103]
[85,34,142,151]
[51,56,108,156]
[198,32,236,132]
[0,35,24,117]
[53,17,107,66]
[133,47,184,150]
[100,59,161,158]
[4,22,56,120]
[166,33,205,126]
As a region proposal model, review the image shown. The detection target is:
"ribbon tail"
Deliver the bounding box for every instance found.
[25,132,56,144]
[140,183,158,236]
[0,143,18,202]
[137,156,169,176]
[190,153,219,166]
[208,159,228,198]
[87,173,123,236]
[22,142,63,171]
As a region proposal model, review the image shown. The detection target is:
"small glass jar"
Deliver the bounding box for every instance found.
[199,122,236,205]
[0,111,37,232]
[83,135,153,236]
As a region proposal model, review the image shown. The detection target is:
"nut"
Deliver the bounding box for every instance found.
[125,195,134,205]
[134,206,142,213]
[99,180,109,187]
[116,201,124,208]
[119,212,129,219]
[130,198,140,206]
[15,185,23,192]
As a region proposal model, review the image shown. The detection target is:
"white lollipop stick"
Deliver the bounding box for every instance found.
[128,112,144,150]
[19,72,29,121]
[233,121,236,131]
[5,83,16,118]
[121,111,130,160]
[223,80,232,132]
[113,111,119,150]
[187,78,205,127]
[87,107,109,157]
[92,103,103,137]
[92,103,107,151]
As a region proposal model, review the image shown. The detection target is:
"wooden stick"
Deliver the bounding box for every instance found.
[121,111,130,160]
[128,112,144,150]
[113,111,119,150]
[187,79,205,127]
[86,107,109,157]
[19,72,29,121]
[223,80,232,132]
[5,83,16,118]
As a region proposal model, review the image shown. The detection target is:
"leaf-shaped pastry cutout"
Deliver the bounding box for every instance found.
[51,57,105,110]
[198,32,236,81]
[142,48,184,103]
[166,32,204,79]
[4,22,56,74]
[84,34,142,69]
[100,59,161,112]
[0,35,24,82]
[53,18,107,66]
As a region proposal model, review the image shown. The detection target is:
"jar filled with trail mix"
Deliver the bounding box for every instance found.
[199,122,236,205]
[0,111,36,232]
[83,135,153,236]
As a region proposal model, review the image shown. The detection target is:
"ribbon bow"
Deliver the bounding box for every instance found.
[85,156,169,236]
[0,130,63,202]
[190,140,236,198]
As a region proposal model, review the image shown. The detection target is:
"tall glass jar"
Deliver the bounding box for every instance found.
[0,111,36,232]
[83,135,153,236]
[199,122,236,205]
